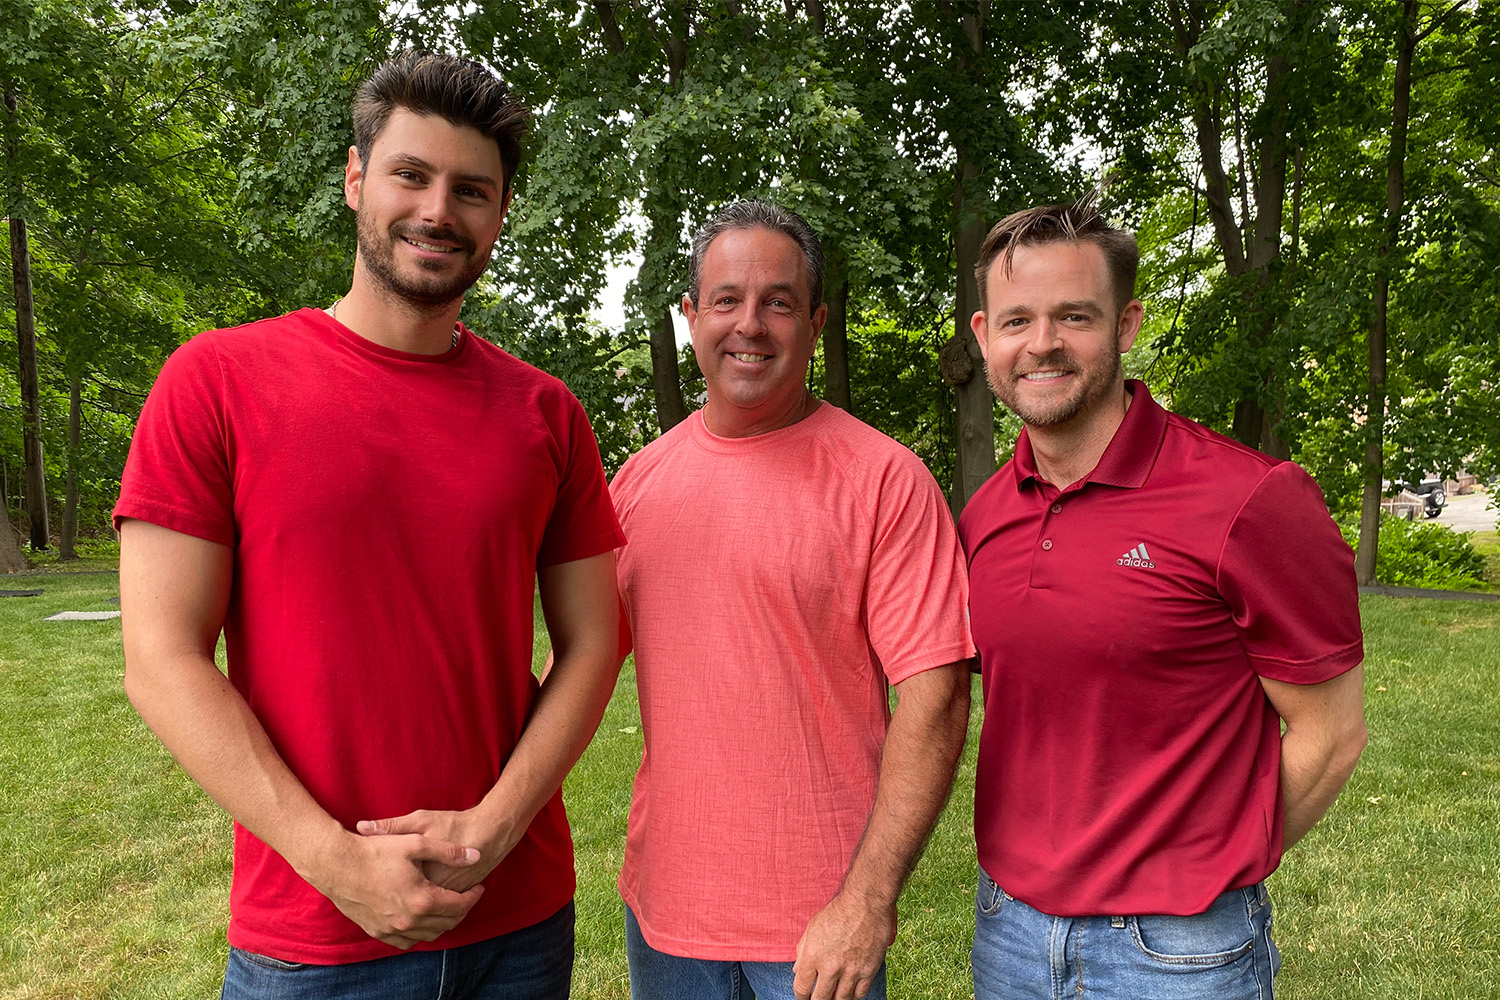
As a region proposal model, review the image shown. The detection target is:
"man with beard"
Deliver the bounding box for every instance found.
[116,51,624,998]
[960,202,1367,1000]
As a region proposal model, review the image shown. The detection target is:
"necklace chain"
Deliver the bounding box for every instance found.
[328,298,460,349]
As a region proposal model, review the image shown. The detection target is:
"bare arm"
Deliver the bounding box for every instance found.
[1260,664,1368,849]
[119,519,484,949]
[793,661,972,1000]
[360,551,623,888]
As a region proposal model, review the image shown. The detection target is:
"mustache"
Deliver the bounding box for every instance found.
[392,223,474,254]
[1013,351,1079,377]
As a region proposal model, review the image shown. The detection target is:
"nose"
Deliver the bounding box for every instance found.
[418,186,458,227]
[1024,316,1062,354]
[732,299,768,338]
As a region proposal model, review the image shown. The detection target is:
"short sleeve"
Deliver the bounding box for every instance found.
[863,453,976,684]
[1217,462,1364,683]
[535,391,625,568]
[113,335,237,546]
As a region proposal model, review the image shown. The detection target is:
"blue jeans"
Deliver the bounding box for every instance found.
[971,869,1280,1000]
[221,901,574,1000]
[625,906,887,1000]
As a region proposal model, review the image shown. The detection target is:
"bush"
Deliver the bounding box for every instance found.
[1340,514,1489,590]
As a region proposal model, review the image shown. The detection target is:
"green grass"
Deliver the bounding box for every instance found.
[4,578,1498,998]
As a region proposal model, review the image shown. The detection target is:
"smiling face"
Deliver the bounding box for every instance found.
[971,241,1143,431]
[344,107,511,308]
[685,226,827,438]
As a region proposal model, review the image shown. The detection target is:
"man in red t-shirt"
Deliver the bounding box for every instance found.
[116,51,624,998]
[960,202,1367,1000]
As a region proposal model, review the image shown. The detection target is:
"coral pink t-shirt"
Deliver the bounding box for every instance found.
[612,404,975,961]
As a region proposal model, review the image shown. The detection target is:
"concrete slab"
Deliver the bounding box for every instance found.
[45,611,121,621]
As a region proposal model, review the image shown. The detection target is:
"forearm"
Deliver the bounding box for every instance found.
[468,644,621,854]
[841,664,971,908]
[124,651,348,885]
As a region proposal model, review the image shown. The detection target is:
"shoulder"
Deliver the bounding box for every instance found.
[1158,411,1283,485]
[465,336,577,400]
[812,406,936,481]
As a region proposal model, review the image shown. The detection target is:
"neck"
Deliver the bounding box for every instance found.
[334,265,463,355]
[1027,383,1132,490]
[702,390,821,439]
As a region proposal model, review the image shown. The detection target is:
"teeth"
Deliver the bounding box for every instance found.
[406,238,457,253]
[730,352,770,362]
[1022,371,1067,380]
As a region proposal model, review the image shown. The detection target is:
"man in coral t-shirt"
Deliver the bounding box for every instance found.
[960,202,1367,1000]
[116,52,624,998]
[612,201,975,1000]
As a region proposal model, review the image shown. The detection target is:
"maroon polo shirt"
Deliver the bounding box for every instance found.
[960,380,1362,917]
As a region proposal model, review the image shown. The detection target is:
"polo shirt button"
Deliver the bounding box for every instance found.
[1050,503,1063,514]
[1041,539,1053,551]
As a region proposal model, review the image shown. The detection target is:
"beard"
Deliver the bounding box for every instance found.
[355,206,488,308]
[987,346,1122,428]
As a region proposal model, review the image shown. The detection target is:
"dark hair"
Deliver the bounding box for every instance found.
[352,50,532,194]
[974,202,1140,313]
[688,200,826,314]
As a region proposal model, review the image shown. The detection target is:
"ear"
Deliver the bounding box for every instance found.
[970,310,990,363]
[681,293,698,334]
[344,145,363,212]
[1116,300,1144,354]
[498,185,514,226]
[808,302,828,350]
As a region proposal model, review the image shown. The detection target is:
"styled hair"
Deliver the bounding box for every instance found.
[974,202,1140,313]
[688,200,826,314]
[352,50,532,194]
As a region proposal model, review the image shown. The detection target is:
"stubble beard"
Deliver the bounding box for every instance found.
[987,347,1122,428]
[355,205,488,309]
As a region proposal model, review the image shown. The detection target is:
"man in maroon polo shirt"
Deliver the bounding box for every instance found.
[960,202,1367,1000]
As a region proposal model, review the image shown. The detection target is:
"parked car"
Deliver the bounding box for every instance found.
[1410,478,1446,518]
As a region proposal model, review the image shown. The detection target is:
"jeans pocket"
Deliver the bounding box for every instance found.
[976,870,1006,918]
[235,949,309,972]
[1127,891,1256,968]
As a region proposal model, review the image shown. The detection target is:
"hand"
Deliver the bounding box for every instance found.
[314,829,485,950]
[357,807,518,892]
[792,889,894,1000]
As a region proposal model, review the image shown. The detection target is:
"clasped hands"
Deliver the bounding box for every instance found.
[311,805,512,951]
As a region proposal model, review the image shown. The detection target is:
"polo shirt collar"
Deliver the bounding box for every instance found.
[1011,379,1168,492]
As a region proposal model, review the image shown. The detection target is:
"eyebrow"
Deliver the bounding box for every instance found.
[994,299,1105,319]
[706,281,803,300]
[385,153,498,189]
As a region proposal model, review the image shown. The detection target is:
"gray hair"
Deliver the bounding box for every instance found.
[687,200,826,314]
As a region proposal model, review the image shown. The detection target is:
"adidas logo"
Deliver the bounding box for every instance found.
[1116,543,1156,569]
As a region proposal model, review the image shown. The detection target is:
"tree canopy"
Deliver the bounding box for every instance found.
[4,0,1497,574]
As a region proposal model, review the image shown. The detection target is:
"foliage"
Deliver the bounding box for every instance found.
[1339,513,1488,589]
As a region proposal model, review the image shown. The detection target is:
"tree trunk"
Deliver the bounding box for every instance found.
[9,215,48,549]
[949,8,995,516]
[60,372,81,561]
[649,303,688,432]
[0,513,23,573]
[822,253,851,411]
[1355,0,1417,586]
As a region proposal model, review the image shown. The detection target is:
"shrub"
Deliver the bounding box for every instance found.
[1340,514,1488,590]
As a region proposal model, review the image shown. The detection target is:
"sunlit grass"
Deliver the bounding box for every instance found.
[4,577,1497,998]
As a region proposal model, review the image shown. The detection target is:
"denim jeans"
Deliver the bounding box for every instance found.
[971,869,1280,1000]
[221,901,574,1000]
[625,906,887,1000]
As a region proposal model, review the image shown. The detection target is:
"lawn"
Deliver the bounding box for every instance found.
[3,573,1498,998]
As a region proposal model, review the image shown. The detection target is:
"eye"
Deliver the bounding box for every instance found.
[395,169,422,183]
[457,185,487,200]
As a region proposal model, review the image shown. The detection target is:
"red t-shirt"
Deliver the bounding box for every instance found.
[114,309,624,963]
[959,381,1363,917]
